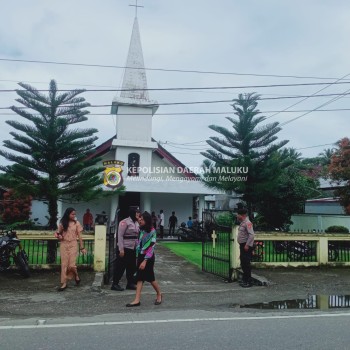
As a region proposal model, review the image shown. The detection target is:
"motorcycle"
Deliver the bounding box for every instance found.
[273,240,316,261]
[176,221,209,242]
[251,241,265,262]
[0,229,30,277]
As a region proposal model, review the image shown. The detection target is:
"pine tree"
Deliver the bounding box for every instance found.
[201,93,289,217]
[0,80,106,229]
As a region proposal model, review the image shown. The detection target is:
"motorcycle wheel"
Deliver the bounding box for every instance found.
[15,252,30,278]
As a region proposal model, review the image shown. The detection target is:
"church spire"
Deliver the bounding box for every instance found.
[111,5,158,115]
[120,16,149,101]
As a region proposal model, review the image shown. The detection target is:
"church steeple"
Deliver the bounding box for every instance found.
[111,8,158,145]
[111,10,158,114]
[120,17,149,101]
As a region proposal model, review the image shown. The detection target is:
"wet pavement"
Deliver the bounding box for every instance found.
[1,244,350,319]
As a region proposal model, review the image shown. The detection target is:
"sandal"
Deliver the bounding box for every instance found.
[154,294,162,305]
[58,284,67,291]
[75,277,81,285]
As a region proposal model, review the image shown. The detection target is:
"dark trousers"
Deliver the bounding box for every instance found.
[169,224,176,236]
[239,243,253,283]
[112,247,136,286]
[159,225,164,238]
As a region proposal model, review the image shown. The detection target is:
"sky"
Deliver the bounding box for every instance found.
[1,0,350,168]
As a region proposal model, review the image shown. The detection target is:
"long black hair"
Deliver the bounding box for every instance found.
[140,211,152,233]
[129,207,140,222]
[60,207,76,231]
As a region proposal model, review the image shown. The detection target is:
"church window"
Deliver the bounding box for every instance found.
[128,153,140,176]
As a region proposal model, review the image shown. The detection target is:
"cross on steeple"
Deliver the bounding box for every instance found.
[129,0,144,18]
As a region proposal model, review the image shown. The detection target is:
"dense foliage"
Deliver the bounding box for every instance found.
[0,80,107,229]
[329,137,350,214]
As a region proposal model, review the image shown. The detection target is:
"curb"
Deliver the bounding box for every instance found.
[237,269,271,286]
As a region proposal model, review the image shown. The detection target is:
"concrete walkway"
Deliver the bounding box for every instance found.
[1,244,350,320]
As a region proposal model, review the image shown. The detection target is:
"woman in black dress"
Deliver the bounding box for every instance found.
[126,211,162,307]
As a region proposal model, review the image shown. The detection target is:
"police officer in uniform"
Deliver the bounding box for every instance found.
[236,208,255,288]
[111,208,140,291]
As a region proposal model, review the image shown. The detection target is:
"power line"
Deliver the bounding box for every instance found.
[1,108,350,117]
[295,143,335,150]
[266,73,350,120]
[2,81,350,93]
[1,92,350,110]
[1,57,350,80]
[163,142,337,155]
[281,87,350,126]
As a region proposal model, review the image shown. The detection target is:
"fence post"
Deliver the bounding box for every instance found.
[230,225,240,281]
[94,225,107,272]
[318,236,328,265]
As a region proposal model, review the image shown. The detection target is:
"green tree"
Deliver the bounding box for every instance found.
[318,147,335,166]
[0,80,107,229]
[255,158,319,229]
[201,93,289,217]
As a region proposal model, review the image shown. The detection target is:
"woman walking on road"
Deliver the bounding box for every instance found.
[55,207,87,291]
[126,211,162,307]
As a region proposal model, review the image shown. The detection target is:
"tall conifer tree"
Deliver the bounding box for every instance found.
[201,93,289,217]
[0,80,106,230]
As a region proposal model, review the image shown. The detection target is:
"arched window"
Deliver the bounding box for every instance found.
[128,153,140,176]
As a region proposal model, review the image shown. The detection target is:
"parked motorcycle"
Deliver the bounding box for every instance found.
[176,222,209,242]
[273,240,316,260]
[0,229,30,277]
[251,241,265,262]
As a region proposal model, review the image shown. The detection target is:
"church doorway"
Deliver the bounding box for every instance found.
[118,192,140,221]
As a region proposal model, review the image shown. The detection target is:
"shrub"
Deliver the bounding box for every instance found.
[325,225,349,233]
[215,212,235,227]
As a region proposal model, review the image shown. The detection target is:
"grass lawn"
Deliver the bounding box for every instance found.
[159,242,202,268]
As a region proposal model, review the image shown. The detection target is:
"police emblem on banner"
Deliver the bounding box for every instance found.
[103,160,124,189]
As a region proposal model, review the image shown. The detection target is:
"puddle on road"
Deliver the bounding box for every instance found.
[239,295,350,310]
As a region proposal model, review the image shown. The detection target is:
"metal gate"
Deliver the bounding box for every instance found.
[202,210,234,281]
[104,224,115,284]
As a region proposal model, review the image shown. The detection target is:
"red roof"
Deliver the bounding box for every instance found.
[88,136,197,178]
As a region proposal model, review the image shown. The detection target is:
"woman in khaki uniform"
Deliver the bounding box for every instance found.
[55,207,86,291]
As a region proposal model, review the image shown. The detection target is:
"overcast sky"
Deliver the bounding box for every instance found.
[1,0,350,168]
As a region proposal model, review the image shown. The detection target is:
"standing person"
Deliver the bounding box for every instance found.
[82,208,93,231]
[54,207,86,291]
[111,207,140,291]
[236,208,255,288]
[151,211,158,230]
[159,209,164,239]
[187,216,193,229]
[126,211,162,307]
[168,211,178,238]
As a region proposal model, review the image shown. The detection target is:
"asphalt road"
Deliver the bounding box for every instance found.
[1,310,350,350]
[2,244,350,350]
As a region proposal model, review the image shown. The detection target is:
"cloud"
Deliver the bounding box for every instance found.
[0,0,349,168]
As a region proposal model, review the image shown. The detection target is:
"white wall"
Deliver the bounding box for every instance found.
[305,202,344,215]
[290,214,350,232]
[30,200,49,226]
[149,193,194,226]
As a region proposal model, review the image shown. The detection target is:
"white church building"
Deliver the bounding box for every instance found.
[32,14,222,226]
